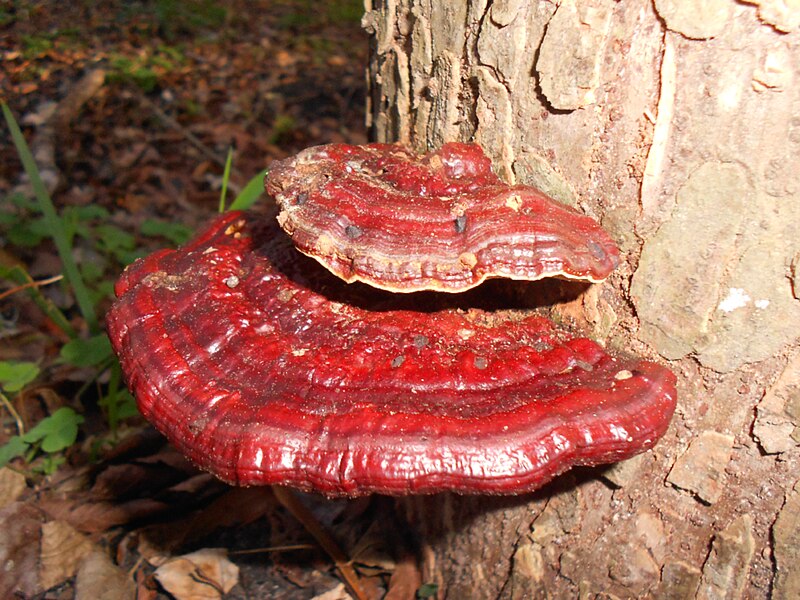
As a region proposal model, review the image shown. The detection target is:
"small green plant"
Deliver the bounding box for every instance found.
[107,55,158,93]
[217,146,268,213]
[227,168,268,211]
[106,46,185,93]
[0,103,142,454]
[0,361,40,394]
[0,406,84,474]
[20,29,84,60]
[21,34,54,59]
[140,219,193,245]
[3,202,126,304]
[0,362,83,474]
[3,103,98,333]
[0,190,195,307]
[1,104,265,475]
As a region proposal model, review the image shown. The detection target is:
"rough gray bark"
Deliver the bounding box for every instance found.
[363,0,800,598]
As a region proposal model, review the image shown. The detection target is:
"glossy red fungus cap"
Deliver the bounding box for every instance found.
[107,211,676,496]
[266,143,620,293]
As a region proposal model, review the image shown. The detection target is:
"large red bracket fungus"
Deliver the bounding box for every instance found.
[107,157,677,496]
[266,143,620,293]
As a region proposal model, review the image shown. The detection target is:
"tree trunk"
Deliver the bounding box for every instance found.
[363,1,800,598]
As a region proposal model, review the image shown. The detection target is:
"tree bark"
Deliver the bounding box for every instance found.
[363,0,800,598]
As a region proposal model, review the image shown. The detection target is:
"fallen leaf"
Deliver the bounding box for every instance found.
[20,101,57,126]
[0,467,27,509]
[350,520,396,576]
[154,548,239,600]
[312,582,353,600]
[137,487,273,562]
[19,82,39,94]
[384,553,423,600]
[39,520,95,590]
[0,502,44,597]
[40,497,170,533]
[75,550,136,600]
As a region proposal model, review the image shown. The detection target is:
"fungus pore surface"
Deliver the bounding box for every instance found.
[107,211,677,496]
[266,142,620,293]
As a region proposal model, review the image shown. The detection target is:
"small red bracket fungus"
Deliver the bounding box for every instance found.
[266,143,620,293]
[107,211,677,497]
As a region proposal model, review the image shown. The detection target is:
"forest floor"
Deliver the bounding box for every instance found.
[0,2,414,598]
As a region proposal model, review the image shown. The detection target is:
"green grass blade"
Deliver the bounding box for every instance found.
[228,168,268,211]
[218,146,233,213]
[2,103,99,333]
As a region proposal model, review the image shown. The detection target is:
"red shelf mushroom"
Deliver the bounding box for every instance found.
[107,211,676,497]
[266,143,620,293]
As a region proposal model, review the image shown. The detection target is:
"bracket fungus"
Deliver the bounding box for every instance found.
[266,143,620,293]
[107,182,677,496]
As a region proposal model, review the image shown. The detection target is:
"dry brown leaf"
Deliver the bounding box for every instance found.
[350,521,396,576]
[19,82,39,94]
[40,497,169,533]
[136,486,274,563]
[154,548,239,600]
[312,582,353,600]
[0,467,27,509]
[39,520,95,590]
[0,502,44,597]
[75,550,136,600]
[384,554,423,600]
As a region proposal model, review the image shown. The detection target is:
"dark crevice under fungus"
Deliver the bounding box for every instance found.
[107,145,677,497]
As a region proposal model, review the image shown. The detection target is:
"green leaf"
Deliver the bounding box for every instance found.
[140,219,192,245]
[0,436,28,468]
[79,260,106,284]
[34,454,66,475]
[132,67,158,93]
[68,205,110,221]
[61,205,108,244]
[115,390,140,420]
[2,103,99,333]
[6,217,50,247]
[10,193,38,210]
[94,223,136,262]
[91,279,116,303]
[228,169,268,211]
[0,361,40,393]
[22,407,84,453]
[60,334,113,367]
[0,211,20,226]
[219,146,234,213]
[101,363,139,431]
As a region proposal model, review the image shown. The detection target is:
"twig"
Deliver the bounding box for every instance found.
[229,543,315,555]
[137,92,243,182]
[0,274,63,302]
[271,486,369,600]
[0,391,25,435]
